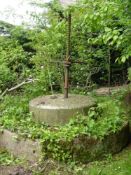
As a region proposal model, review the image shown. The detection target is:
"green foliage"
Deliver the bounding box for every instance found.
[76,148,131,175]
[30,0,130,88]
[0,150,23,166]
[0,0,130,167]
[41,99,126,162]
[0,95,48,139]
[0,20,14,35]
[28,145,131,175]
[0,94,126,162]
[0,36,31,91]
[0,0,130,93]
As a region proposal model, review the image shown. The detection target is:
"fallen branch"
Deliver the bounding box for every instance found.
[1,89,8,97]
[0,78,38,99]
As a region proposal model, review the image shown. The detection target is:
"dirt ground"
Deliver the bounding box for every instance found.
[0,166,32,175]
[95,84,129,95]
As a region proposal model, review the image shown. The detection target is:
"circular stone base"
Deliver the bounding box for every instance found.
[29,94,95,126]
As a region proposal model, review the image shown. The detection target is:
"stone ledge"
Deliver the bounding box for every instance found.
[74,122,130,162]
[0,122,129,163]
[43,122,130,163]
[0,130,41,163]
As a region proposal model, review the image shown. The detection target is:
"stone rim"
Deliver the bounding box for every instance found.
[29,94,96,125]
[29,94,95,110]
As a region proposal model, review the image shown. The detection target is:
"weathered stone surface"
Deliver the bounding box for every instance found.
[0,166,32,175]
[0,130,41,163]
[0,166,18,175]
[29,94,96,126]
[43,122,130,163]
[0,122,129,164]
[74,122,130,162]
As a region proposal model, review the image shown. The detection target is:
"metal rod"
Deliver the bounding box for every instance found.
[108,47,111,95]
[64,12,71,98]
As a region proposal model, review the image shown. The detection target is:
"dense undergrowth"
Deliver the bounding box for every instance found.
[0,0,131,173]
[0,149,23,166]
[0,88,129,162]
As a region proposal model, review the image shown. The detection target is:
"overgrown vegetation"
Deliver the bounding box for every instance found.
[0,150,23,166]
[0,92,128,163]
[0,0,131,96]
[37,146,131,175]
[0,0,131,173]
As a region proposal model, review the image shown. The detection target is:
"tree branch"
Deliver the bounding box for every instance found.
[0,78,38,99]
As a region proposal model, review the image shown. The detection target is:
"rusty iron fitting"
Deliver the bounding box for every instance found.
[64,60,71,67]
